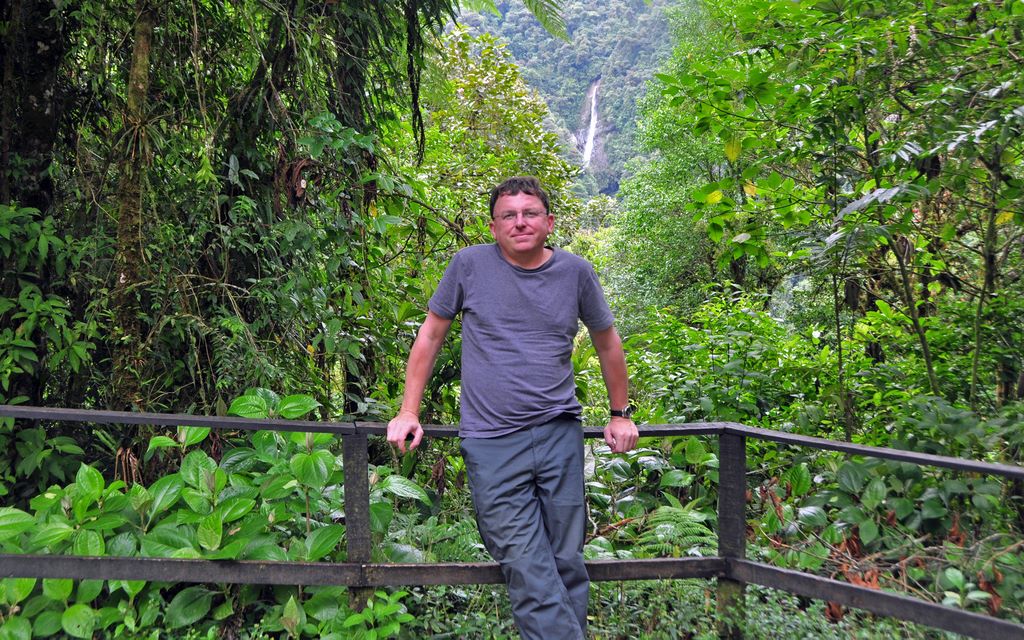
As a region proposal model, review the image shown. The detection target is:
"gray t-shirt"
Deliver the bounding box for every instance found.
[429,243,614,438]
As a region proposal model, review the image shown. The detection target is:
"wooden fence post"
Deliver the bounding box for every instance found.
[343,431,372,610]
[717,431,747,639]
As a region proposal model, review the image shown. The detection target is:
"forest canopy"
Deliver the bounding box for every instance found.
[1,0,1023,637]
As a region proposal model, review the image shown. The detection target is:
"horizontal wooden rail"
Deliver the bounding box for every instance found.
[1,406,1019,478]
[0,555,722,586]
[1,405,1021,640]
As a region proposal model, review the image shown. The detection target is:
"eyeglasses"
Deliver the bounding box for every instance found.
[496,210,548,224]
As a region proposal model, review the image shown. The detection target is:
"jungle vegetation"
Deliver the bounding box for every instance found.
[0,0,1022,637]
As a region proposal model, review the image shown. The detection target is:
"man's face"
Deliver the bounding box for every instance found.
[489,192,554,262]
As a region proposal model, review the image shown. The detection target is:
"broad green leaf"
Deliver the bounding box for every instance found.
[227,395,268,419]
[181,450,217,491]
[33,610,62,636]
[659,469,694,488]
[797,505,827,527]
[290,452,329,488]
[30,521,74,549]
[145,436,177,455]
[165,586,213,629]
[216,497,256,523]
[281,595,305,638]
[72,530,104,556]
[2,615,31,640]
[305,525,345,561]
[705,190,723,205]
[0,508,34,542]
[369,501,393,535]
[944,567,966,590]
[2,578,35,605]
[685,437,709,465]
[148,473,183,517]
[783,464,811,497]
[861,478,887,511]
[859,519,879,545]
[61,604,96,639]
[42,578,73,602]
[177,426,210,447]
[75,464,104,503]
[379,475,429,503]
[921,498,947,520]
[837,462,867,494]
[277,394,321,419]
[198,513,223,551]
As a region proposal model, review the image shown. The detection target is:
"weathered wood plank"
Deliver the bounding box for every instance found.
[728,560,1024,640]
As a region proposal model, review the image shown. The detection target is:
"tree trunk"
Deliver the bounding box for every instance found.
[886,234,941,396]
[110,0,155,411]
[969,161,1002,410]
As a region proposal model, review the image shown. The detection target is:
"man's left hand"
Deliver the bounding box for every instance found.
[603,417,638,453]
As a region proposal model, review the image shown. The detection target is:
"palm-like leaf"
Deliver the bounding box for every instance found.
[522,0,568,40]
[460,1,567,40]
[638,506,716,557]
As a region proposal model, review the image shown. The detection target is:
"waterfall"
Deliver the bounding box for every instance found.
[582,78,601,168]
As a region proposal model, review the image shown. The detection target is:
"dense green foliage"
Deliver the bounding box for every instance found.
[462,0,676,193]
[2,0,1023,636]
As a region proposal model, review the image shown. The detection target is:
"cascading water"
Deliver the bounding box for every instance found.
[582,78,601,168]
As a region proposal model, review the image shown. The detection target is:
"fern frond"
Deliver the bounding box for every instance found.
[523,0,568,41]
[638,506,716,557]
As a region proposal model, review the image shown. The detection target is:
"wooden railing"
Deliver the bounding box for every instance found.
[1,405,1022,639]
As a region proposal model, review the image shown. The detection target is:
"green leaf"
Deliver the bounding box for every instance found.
[72,529,104,556]
[277,394,321,419]
[797,505,827,528]
[177,426,210,447]
[145,436,177,455]
[921,498,947,520]
[181,450,217,491]
[837,462,867,494]
[0,508,34,541]
[2,578,35,605]
[379,475,429,503]
[33,610,62,637]
[30,521,74,549]
[43,578,73,602]
[61,604,96,639]
[685,437,709,465]
[216,497,256,523]
[76,579,103,604]
[859,519,879,545]
[783,464,811,496]
[227,395,268,419]
[148,473,183,517]
[659,469,694,488]
[305,525,345,561]
[861,478,887,511]
[944,567,966,590]
[2,615,31,640]
[75,464,104,502]
[290,452,329,488]
[369,501,393,535]
[198,512,223,551]
[165,586,213,629]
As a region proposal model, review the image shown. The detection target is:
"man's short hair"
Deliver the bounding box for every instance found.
[489,176,550,218]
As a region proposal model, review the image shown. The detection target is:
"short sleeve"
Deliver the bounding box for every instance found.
[578,262,614,331]
[428,251,465,320]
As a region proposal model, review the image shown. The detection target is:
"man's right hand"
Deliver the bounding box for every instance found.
[387,409,424,454]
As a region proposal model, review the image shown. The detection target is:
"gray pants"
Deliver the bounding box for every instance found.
[461,418,589,640]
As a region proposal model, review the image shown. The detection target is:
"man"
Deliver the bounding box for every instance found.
[387,176,637,639]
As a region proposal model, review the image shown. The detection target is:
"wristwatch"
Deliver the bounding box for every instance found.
[610,404,635,419]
